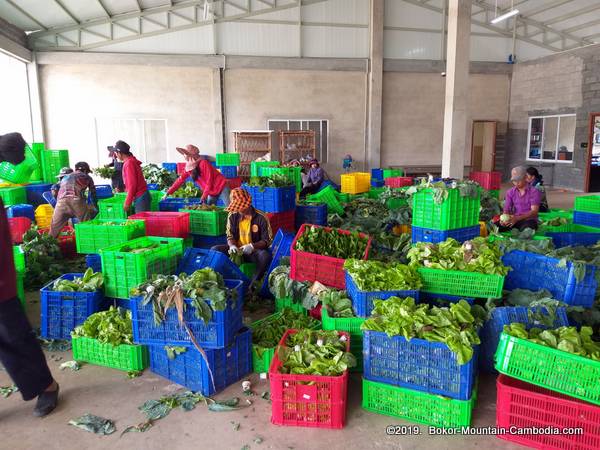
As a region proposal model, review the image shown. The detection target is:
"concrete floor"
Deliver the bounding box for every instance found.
[0,188,581,450]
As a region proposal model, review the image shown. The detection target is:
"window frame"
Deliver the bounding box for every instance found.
[526,113,576,164]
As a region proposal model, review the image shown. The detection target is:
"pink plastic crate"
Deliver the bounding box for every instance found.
[269,329,350,429]
[384,177,413,188]
[469,171,501,190]
[8,217,31,244]
[129,212,190,238]
[266,210,296,235]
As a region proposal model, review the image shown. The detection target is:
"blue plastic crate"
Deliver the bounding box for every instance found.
[85,253,102,273]
[148,327,251,396]
[546,231,600,248]
[177,248,250,285]
[6,204,35,221]
[371,179,384,188]
[411,225,480,244]
[318,180,339,192]
[147,183,159,190]
[95,185,114,199]
[159,198,202,212]
[419,292,475,306]
[345,271,420,317]
[242,184,295,213]
[574,211,600,228]
[218,166,238,178]
[131,279,244,349]
[480,306,569,373]
[162,162,177,172]
[502,250,597,308]
[191,234,228,249]
[260,229,295,298]
[295,203,328,229]
[25,183,53,207]
[40,273,104,340]
[363,330,478,400]
[371,168,383,180]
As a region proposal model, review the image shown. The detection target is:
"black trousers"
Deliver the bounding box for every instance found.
[0,297,53,401]
[212,245,272,287]
[299,182,322,199]
[495,218,539,233]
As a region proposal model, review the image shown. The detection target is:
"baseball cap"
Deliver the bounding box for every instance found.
[75,161,92,173]
[113,140,131,155]
[510,166,526,182]
[176,144,200,158]
[56,167,74,179]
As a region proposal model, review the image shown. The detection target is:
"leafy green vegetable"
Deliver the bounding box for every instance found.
[344,259,422,292]
[172,182,202,199]
[53,268,103,292]
[94,166,116,179]
[183,204,222,211]
[72,306,133,345]
[319,290,355,318]
[247,174,293,189]
[165,346,187,359]
[361,297,485,365]
[479,189,502,222]
[407,237,509,276]
[252,308,319,354]
[295,225,369,259]
[504,324,600,361]
[268,265,318,310]
[277,329,356,376]
[404,179,481,205]
[142,163,178,190]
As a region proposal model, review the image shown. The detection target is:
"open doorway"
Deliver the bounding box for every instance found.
[471,121,496,172]
[586,113,600,192]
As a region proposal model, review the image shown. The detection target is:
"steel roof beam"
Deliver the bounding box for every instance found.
[4,0,48,30]
[53,0,80,24]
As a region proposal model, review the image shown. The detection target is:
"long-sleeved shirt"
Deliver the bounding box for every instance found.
[0,199,17,303]
[504,184,541,217]
[107,158,125,191]
[56,172,97,205]
[122,157,148,208]
[167,160,227,201]
[226,207,273,247]
[306,167,324,186]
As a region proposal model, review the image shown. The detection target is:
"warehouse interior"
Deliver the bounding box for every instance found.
[1,1,600,449]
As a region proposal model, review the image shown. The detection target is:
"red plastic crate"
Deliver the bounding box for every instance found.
[290,224,371,290]
[269,329,350,429]
[266,210,296,235]
[496,375,600,450]
[176,162,187,175]
[129,212,190,238]
[8,217,31,244]
[226,177,242,190]
[384,177,413,188]
[469,171,501,190]
[38,226,77,258]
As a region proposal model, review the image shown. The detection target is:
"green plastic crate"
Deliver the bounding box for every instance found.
[239,262,256,279]
[0,186,26,206]
[72,336,148,372]
[150,190,162,211]
[29,143,44,181]
[321,309,364,372]
[13,245,25,273]
[412,188,480,230]
[275,297,306,315]
[495,332,600,406]
[181,207,227,236]
[538,209,573,222]
[75,219,146,254]
[306,186,344,215]
[368,187,384,199]
[417,267,505,299]
[0,145,38,184]
[575,195,600,214]
[261,166,302,192]
[335,191,350,203]
[216,153,240,167]
[98,197,129,220]
[362,378,475,428]
[383,168,404,178]
[17,272,24,308]
[251,161,279,177]
[42,149,69,183]
[386,197,408,210]
[537,223,600,235]
[100,236,184,299]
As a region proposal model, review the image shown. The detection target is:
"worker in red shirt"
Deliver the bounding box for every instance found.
[112,140,150,213]
[0,132,58,417]
[163,145,230,206]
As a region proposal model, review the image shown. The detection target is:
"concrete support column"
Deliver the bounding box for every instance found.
[212,67,225,152]
[27,55,45,143]
[366,0,384,170]
[441,0,471,179]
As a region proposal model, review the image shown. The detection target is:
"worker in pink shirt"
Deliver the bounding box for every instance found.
[498,165,541,231]
[112,140,150,213]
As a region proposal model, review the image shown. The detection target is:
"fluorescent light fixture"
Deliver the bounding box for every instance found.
[491,9,519,24]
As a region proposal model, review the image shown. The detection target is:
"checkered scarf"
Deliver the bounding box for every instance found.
[226,188,252,212]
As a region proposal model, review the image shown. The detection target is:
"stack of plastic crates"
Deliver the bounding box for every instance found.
[242,183,296,213]
[261,166,303,192]
[250,160,278,177]
[180,205,228,247]
[306,185,344,215]
[216,153,240,179]
[0,186,27,206]
[295,203,327,229]
[574,195,600,228]
[469,171,501,198]
[74,218,146,254]
[41,149,69,183]
[411,187,481,244]
[266,210,295,235]
[371,168,384,187]
[0,145,39,184]
[340,172,370,194]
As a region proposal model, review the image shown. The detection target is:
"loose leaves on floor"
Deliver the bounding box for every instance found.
[68,413,116,435]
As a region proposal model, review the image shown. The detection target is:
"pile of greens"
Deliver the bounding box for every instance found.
[504,323,600,361]
[142,164,178,190]
[268,265,318,310]
[252,308,319,353]
[344,259,422,292]
[119,243,159,253]
[491,227,555,254]
[277,329,356,376]
[131,269,233,326]
[368,232,412,264]
[247,174,293,189]
[328,197,408,235]
[485,289,566,328]
[362,297,485,364]
[94,167,116,179]
[295,225,369,259]
[407,238,509,276]
[319,289,355,318]
[479,189,502,222]
[183,204,222,211]
[546,243,600,282]
[52,268,103,292]
[404,179,480,205]
[72,307,133,346]
[171,182,202,198]
[22,227,86,290]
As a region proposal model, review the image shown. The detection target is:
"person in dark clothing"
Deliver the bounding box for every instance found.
[299,159,325,198]
[526,167,549,212]
[0,132,59,417]
[106,146,125,192]
[211,188,272,290]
